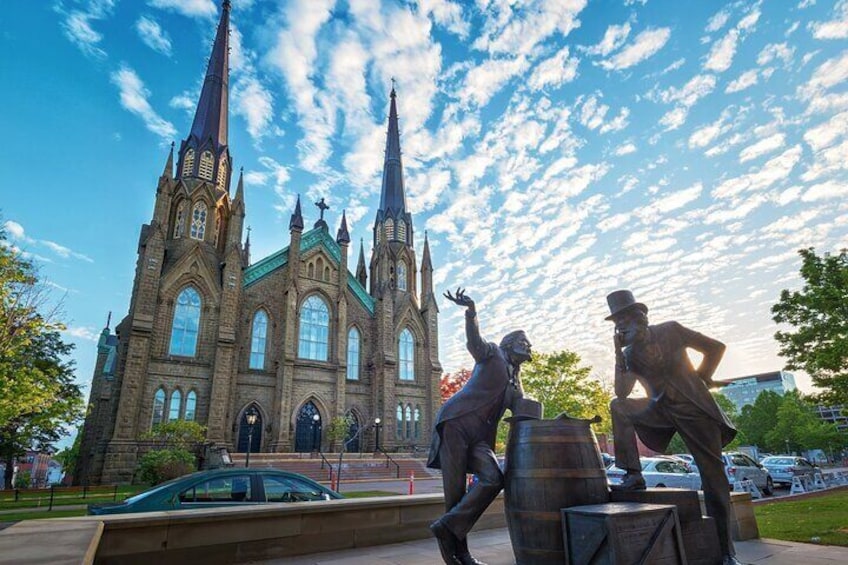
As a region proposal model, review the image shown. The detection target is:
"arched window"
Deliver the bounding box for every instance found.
[198,150,214,180]
[152,388,166,428]
[385,219,394,240]
[190,201,207,240]
[181,149,195,177]
[347,327,360,380]
[216,156,228,192]
[398,328,414,381]
[169,389,182,421]
[249,310,268,369]
[316,257,324,279]
[397,261,407,291]
[414,406,421,439]
[213,208,221,247]
[324,266,330,281]
[298,295,329,361]
[397,220,407,243]
[185,391,197,421]
[405,404,412,439]
[307,263,314,278]
[169,286,201,356]
[396,404,403,440]
[174,201,186,238]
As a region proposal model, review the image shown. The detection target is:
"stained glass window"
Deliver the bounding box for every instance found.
[169,286,201,356]
[249,310,268,369]
[185,391,197,421]
[347,327,360,380]
[152,388,166,428]
[169,389,182,421]
[398,329,414,380]
[190,201,207,240]
[298,295,329,361]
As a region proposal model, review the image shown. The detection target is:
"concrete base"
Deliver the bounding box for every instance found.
[0,519,103,565]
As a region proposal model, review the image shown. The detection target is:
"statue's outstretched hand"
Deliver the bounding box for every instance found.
[444,287,475,311]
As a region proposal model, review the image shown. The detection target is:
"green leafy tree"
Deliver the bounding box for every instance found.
[772,248,848,405]
[137,420,206,485]
[54,432,82,479]
[326,415,353,451]
[13,470,31,489]
[496,350,610,451]
[664,391,743,455]
[0,330,83,489]
[765,390,847,454]
[735,390,784,451]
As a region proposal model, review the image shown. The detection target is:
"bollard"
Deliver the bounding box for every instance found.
[408,471,415,495]
[790,476,806,494]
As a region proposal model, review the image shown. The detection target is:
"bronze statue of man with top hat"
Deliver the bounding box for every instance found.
[605,290,744,565]
[427,288,535,565]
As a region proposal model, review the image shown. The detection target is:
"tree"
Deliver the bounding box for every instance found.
[0,330,83,489]
[326,415,353,451]
[54,432,82,480]
[137,420,205,485]
[440,368,472,401]
[736,390,784,450]
[772,248,848,405]
[764,390,847,454]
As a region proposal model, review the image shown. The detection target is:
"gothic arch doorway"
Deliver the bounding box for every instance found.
[295,401,321,452]
[236,404,262,453]
[344,411,361,453]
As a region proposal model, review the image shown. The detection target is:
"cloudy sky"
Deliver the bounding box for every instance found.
[3,0,847,402]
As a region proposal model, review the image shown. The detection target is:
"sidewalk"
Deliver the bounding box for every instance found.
[256,527,848,564]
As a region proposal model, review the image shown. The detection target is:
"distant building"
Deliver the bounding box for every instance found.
[719,371,797,411]
[814,405,848,433]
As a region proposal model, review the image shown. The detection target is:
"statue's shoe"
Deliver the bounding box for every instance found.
[610,472,647,491]
[430,520,461,565]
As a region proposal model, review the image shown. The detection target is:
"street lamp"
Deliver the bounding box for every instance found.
[244,408,258,468]
[312,413,321,452]
[374,417,382,452]
[785,439,790,455]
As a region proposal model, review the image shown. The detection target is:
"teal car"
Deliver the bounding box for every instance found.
[88,468,342,515]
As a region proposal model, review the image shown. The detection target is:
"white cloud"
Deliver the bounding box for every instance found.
[802,180,847,201]
[713,146,802,199]
[725,69,759,93]
[58,0,115,59]
[62,326,99,342]
[460,57,529,107]
[705,9,730,33]
[599,28,671,71]
[417,0,470,38]
[232,75,273,141]
[803,110,848,152]
[737,8,761,31]
[704,29,739,73]
[110,65,177,140]
[739,133,786,163]
[657,74,717,107]
[798,50,848,105]
[615,142,637,156]
[3,220,25,240]
[811,0,848,39]
[169,92,196,115]
[757,43,794,66]
[135,16,171,56]
[147,0,216,19]
[472,0,586,57]
[584,22,631,56]
[42,241,94,263]
[3,220,93,263]
[528,47,580,91]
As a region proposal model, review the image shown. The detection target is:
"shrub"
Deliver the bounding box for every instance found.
[13,470,31,489]
[137,448,196,485]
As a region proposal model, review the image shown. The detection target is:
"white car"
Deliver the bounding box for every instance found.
[722,452,774,495]
[607,457,702,490]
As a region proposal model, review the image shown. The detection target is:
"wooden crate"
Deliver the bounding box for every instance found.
[563,502,687,565]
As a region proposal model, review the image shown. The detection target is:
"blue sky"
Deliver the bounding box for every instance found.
[2,0,848,408]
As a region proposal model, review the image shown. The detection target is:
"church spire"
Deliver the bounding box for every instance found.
[336,210,350,244]
[162,142,174,179]
[289,195,304,232]
[175,1,232,190]
[188,0,230,151]
[378,84,408,218]
[356,238,367,288]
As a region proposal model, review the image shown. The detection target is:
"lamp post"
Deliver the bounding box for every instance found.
[785,438,790,455]
[312,413,321,452]
[244,408,258,468]
[374,417,382,452]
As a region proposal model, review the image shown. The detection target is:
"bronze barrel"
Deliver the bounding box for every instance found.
[504,418,610,564]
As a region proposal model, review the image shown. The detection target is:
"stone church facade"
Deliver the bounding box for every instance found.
[76,1,441,485]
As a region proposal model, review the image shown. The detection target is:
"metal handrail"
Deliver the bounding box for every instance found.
[377,448,401,478]
[335,423,373,492]
[317,451,334,478]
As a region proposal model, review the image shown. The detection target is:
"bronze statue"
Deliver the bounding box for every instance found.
[428,288,531,565]
[606,290,743,565]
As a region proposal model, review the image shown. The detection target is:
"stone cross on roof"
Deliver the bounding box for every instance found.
[315,198,329,221]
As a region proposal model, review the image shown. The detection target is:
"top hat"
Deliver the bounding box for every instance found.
[605,290,648,321]
[504,398,543,423]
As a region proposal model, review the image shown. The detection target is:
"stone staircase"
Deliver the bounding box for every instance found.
[228,452,440,484]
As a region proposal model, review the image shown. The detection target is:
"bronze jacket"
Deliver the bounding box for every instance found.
[616,321,737,451]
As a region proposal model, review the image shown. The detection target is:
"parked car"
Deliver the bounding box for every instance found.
[88,468,342,515]
[722,452,773,495]
[601,453,614,469]
[671,453,699,473]
[606,457,702,490]
[760,456,818,487]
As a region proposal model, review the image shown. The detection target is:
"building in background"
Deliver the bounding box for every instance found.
[719,371,797,411]
[75,1,441,485]
[814,405,848,433]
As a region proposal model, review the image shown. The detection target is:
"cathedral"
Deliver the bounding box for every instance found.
[76,1,441,485]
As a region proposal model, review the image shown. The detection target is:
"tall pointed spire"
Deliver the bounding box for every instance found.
[234,167,244,202]
[289,195,304,231]
[421,231,433,270]
[162,142,174,179]
[176,1,232,190]
[336,210,350,244]
[379,85,408,217]
[356,239,367,287]
[189,0,230,151]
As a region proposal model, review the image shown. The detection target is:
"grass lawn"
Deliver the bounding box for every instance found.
[755,490,848,546]
[341,490,398,498]
[0,508,88,522]
[0,485,147,511]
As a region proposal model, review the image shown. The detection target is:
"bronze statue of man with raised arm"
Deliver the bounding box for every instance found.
[428,288,532,565]
[605,289,743,565]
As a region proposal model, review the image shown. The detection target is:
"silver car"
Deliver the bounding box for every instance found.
[722,452,774,495]
[760,456,818,487]
[607,457,702,490]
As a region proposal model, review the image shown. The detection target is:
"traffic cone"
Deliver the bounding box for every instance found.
[408,471,415,495]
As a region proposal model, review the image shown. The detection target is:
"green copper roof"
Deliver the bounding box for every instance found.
[242,227,375,314]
